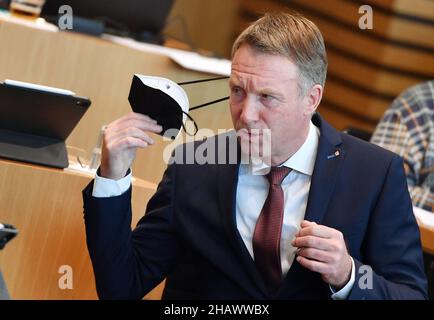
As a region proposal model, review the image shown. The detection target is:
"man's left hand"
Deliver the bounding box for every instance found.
[292,220,352,289]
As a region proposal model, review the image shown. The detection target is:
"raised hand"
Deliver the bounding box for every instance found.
[292,220,352,289]
[100,112,162,180]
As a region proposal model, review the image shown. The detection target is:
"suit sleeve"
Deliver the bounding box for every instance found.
[348,155,428,300]
[82,164,182,299]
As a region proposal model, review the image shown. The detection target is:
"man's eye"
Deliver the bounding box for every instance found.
[232,87,243,95]
[261,94,274,100]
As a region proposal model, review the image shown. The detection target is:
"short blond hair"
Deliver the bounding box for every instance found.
[232,12,327,95]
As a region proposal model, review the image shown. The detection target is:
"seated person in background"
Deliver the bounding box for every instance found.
[371,80,434,212]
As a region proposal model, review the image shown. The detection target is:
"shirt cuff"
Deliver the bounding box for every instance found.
[330,257,355,300]
[92,169,132,198]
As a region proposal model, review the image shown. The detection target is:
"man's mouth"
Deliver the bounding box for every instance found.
[238,128,263,136]
[238,130,263,142]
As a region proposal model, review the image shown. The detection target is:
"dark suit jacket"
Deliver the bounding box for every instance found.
[82,114,427,299]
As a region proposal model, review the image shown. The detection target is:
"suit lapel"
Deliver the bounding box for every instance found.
[278,114,346,297]
[304,114,345,224]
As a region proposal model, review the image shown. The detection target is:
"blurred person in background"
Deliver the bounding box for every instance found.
[371,80,434,213]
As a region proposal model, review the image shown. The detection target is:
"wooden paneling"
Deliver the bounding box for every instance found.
[325,78,390,120]
[326,49,422,97]
[238,0,434,76]
[319,104,376,132]
[165,0,241,57]
[290,0,434,49]
[363,0,434,21]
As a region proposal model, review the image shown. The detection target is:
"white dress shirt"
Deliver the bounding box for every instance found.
[92,121,355,299]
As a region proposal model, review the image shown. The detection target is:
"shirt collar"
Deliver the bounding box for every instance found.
[242,121,320,176]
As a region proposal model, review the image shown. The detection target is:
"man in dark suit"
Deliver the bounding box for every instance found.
[82,12,427,299]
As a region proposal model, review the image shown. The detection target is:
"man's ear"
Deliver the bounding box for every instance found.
[304,84,323,116]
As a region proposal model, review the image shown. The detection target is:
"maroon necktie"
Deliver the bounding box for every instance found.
[252,166,291,291]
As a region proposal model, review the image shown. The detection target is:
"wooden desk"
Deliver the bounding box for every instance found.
[0,159,164,299]
[420,225,434,255]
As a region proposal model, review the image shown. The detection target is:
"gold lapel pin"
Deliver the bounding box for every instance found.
[327,150,340,159]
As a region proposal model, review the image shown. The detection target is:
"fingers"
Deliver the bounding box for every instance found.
[296,221,337,239]
[109,112,159,129]
[296,256,331,275]
[99,112,163,180]
[107,112,163,135]
[107,136,150,153]
[300,220,316,228]
[104,112,163,152]
[292,235,334,251]
[292,221,352,288]
[293,220,332,250]
[297,247,334,263]
[106,126,156,147]
[292,223,345,251]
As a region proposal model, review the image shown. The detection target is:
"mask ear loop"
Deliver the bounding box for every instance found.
[181,96,230,136]
[181,111,199,136]
[177,76,230,137]
[178,76,229,86]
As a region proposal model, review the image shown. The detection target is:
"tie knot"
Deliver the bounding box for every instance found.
[266,166,291,186]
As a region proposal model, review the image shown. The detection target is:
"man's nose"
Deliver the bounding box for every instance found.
[240,98,260,124]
